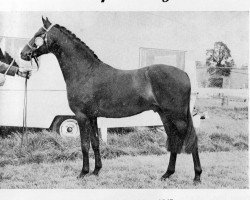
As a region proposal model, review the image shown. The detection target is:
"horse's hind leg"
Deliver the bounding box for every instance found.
[192,147,202,183]
[158,112,179,180]
[90,118,102,176]
[170,116,202,183]
[161,152,177,180]
[172,113,202,183]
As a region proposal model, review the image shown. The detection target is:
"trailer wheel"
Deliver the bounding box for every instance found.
[51,116,80,138]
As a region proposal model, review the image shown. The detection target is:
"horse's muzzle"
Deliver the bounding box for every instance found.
[20,51,32,61]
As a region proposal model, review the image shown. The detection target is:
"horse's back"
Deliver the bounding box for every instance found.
[147,64,190,87]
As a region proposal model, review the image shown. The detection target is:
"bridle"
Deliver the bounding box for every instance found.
[20,23,54,149]
[26,23,54,68]
[27,23,54,51]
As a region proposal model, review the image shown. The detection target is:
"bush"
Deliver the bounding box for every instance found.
[0,115,248,167]
[0,128,167,165]
[197,131,248,152]
[100,145,129,159]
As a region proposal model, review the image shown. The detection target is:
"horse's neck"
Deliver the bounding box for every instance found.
[51,34,100,83]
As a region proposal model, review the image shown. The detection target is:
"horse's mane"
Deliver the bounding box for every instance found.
[55,24,101,62]
[0,49,19,67]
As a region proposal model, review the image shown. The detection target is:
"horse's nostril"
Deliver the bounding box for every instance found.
[21,51,31,60]
[21,52,25,58]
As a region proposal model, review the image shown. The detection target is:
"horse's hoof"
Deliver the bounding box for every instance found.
[193,178,201,185]
[161,170,175,181]
[91,169,101,176]
[77,172,89,179]
[91,171,99,176]
[77,174,84,179]
[90,167,102,176]
[160,174,171,181]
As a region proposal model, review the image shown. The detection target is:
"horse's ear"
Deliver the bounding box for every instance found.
[42,16,51,28]
[46,17,51,24]
[42,16,46,25]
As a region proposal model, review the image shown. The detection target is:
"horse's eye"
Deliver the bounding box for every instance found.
[34,37,44,47]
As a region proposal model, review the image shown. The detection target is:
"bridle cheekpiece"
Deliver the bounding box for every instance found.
[26,23,54,69]
[27,23,54,51]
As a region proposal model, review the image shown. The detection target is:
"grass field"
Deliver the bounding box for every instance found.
[0,98,248,189]
[0,151,248,189]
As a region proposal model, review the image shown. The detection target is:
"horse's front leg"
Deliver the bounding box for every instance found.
[76,113,91,179]
[192,147,202,184]
[90,118,102,176]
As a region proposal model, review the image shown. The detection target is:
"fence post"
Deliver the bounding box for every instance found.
[221,94,229,106]
[100,127,108,143]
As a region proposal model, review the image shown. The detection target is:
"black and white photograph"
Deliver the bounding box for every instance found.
[0,0,249,199]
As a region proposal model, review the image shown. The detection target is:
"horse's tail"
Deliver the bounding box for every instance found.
[183,87,198,154]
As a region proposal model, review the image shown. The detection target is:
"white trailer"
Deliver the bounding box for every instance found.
[0,37,200,142]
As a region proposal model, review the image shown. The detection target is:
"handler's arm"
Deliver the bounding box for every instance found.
[0,61,18,76]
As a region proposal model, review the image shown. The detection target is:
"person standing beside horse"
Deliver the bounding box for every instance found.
[0,58,30,180]
[0,60,30,86]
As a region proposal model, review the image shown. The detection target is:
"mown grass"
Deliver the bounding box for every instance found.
[0,98,248,188]
[0,151,248,189]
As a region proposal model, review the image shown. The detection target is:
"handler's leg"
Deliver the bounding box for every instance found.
[90,118,102,175]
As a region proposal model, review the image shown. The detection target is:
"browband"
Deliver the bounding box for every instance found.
[42,23,54,32]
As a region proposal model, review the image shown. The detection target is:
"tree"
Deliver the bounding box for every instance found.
[206,41,235,77]
[206,42,235,87]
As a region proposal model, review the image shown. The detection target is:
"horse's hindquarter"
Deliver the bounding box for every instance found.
[147,65,191,113]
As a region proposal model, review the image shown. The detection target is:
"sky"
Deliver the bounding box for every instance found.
[0,11,249,68]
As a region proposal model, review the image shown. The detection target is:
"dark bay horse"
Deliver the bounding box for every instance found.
[21,17,202,183]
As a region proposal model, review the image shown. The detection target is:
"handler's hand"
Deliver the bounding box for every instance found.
[17,69,31,79]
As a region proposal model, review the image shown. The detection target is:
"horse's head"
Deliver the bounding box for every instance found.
[21,17,55,61]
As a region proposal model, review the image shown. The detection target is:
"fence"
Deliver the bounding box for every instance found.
[196,66,248,89]
[196,64,248,106]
